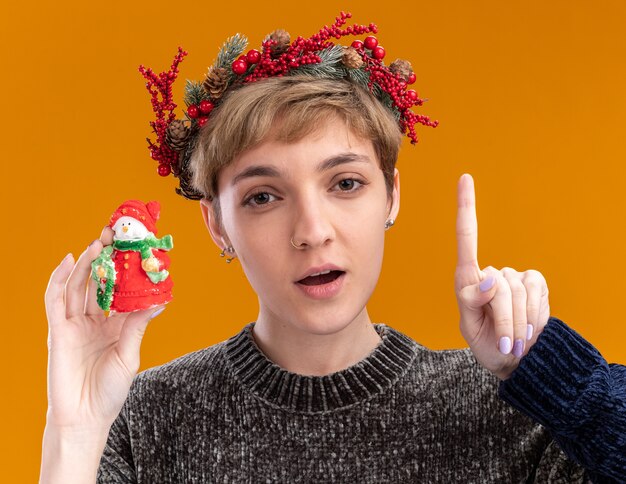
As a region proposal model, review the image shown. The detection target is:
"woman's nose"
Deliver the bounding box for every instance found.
[290,192,335,249]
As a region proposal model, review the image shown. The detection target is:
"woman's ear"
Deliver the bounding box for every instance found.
[199,198,230,251]
[387,168,400,220]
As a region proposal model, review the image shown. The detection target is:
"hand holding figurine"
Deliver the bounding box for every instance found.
[41,200,174,482]
[43,226,165,433]
[44,199,173,431]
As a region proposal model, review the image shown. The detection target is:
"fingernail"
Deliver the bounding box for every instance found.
[479,276,496,292]
[498,336,512,355]
[526,324,534,341]
[150,307,165,320]
[512,338,524,358]
[61,253,73,264]
[88,239,98,248]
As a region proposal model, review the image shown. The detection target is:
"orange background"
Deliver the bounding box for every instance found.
[2,0,626,477]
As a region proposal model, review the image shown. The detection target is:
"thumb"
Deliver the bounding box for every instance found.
[117,305,165,372]
[457,274,497,322]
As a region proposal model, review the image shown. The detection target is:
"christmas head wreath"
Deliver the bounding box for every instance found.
[138,11,438,200]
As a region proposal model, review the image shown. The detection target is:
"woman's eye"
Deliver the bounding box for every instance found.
[336,178,364,192]
[243,192,277,207]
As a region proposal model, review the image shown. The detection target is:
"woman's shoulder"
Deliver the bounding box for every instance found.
[417,344,492,380]
[127,335,233,399]
[387,325,559,463]
[387,325,507,408]
[387,324,493,384]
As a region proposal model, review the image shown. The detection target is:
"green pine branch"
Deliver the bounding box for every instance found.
[291,45,347,79]
[215,34,248,71]
[346,67,371,86]
[318,44,344,64]
[183,80,206,110]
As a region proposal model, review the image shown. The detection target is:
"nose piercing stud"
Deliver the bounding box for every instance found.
[291,237,305,249]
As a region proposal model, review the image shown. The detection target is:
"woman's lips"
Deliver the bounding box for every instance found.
[297,270,345,286]
[295,264,345,282]
[295,271,346,300]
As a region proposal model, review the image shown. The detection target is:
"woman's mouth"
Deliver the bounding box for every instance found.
[295,271,346,300]
[297,270,345,286]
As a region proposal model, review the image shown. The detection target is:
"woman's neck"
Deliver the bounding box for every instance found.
[250,308,382,376]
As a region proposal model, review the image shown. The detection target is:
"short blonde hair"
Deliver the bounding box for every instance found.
[190,75,403,227]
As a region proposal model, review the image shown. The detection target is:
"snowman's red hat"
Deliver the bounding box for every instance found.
[109,200,160,235]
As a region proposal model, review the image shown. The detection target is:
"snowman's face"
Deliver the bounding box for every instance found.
[112,216,151,241]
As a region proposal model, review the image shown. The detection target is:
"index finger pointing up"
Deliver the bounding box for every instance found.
[456,173,479,274]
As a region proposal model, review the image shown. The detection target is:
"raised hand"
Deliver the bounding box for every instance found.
[454,174,551,379]
[43,226,164,431]
[40,227,167,482]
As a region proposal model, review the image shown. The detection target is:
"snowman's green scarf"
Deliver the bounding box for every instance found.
[90,234,173,311]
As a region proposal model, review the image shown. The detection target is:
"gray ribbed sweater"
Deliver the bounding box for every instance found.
[97,322,588,483]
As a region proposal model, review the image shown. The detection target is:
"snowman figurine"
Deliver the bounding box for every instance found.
[91,199,173,312]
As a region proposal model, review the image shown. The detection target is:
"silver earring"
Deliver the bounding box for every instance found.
[291,237,305,249]
[384,219,395,230]
[220,245,236,263]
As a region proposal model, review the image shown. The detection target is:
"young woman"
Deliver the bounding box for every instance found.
[40,14,625,484]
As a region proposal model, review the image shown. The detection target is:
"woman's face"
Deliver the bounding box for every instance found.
[200,117,400,336]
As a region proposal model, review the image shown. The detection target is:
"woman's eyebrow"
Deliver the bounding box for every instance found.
[231,153,371,186]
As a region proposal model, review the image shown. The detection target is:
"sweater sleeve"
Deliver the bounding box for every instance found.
[498,316,626,482]
[96,397,137,483]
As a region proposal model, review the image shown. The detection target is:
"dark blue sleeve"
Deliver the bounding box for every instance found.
[498,316,626,483]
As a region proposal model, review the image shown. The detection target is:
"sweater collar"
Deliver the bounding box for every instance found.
[224,322,418,414]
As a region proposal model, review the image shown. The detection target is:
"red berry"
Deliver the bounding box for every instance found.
[406,90,418,101]
[351,40,364,50]
[158,164,171,176]
[199,100,214,114]
[247,49,261,63]
[187,104,199,119]
[232,59,248,75]
[408,72,416,84]
[372,46,386,60]
[364,36,378,50]
[197,116,209,127]
[237,54,247,62]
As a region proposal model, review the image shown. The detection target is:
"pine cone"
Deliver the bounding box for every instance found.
[165,119,191,151]
[202,66,230,100]
[268,29,291,57]
[389,59,413,82]
[342,46,364,69]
